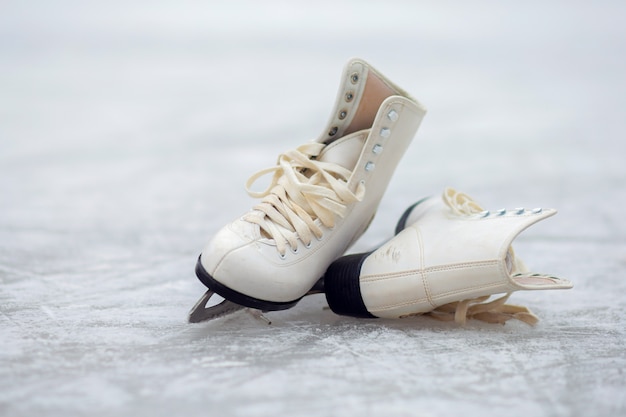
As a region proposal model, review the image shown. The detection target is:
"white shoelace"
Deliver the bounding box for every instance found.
[426,293,539,326]
[243,142,364,256]
[443,187,484,216]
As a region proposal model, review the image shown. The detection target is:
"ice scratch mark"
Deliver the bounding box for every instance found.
[192,356,248,368]
[40,306,59,322]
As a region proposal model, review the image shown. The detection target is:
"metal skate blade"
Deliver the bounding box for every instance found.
[188,289,246,323]
[188,277,326,324]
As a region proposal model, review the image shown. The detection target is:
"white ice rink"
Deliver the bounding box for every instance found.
[1,1,625,416]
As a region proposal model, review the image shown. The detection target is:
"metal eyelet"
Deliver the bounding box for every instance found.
[350,73,359,84]
[380,128,391,138]
[387,109,399,121]
[328,126,338,136]
[338,110,347,120]
[345,91,354,102]
[372,144,383,154]
[365,161,375,172]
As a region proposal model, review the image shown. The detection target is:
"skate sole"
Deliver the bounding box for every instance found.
[195,256,302,311]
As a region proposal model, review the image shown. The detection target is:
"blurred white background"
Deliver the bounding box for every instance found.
[1,1,625,416]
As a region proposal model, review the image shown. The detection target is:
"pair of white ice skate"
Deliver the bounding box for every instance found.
[189,58,572,325]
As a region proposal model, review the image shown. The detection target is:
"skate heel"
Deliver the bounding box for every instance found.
[323,252,375,318]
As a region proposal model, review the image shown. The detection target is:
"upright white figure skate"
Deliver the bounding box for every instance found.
[323,187,573,323]
[192,58,427,317]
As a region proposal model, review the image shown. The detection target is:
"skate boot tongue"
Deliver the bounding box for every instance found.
[317,130,368,171]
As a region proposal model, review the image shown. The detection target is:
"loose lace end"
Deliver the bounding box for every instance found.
[425,293,539,326]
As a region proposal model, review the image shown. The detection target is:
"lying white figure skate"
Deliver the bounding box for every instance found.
[323,187,573,324]
[190,58,427,319]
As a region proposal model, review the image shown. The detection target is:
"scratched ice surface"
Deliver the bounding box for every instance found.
[1,1,625,416]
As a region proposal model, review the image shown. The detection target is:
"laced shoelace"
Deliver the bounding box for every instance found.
[429,187,538,325]
[243,142,365,256]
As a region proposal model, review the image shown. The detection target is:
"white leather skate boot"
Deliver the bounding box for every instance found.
[324,187,573,324]
[194,58,427,312]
